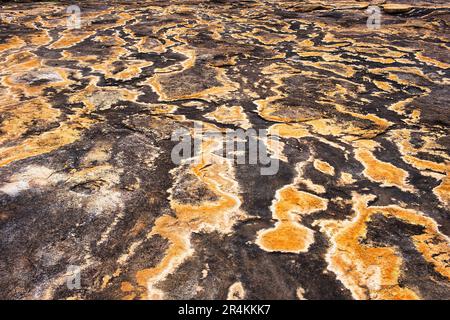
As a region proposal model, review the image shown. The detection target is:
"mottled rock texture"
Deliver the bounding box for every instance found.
[0,0,449,300]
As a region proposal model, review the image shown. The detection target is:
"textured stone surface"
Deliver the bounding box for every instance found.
[0,0,449,300]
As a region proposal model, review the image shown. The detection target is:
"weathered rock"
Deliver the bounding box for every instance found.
[0,0,449,300]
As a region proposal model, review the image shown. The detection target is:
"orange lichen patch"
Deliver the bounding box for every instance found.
[296,158,328,194]
[0,98,61,146]
[339,172,356,185]
[302,119,372,141]
[387,73,426,90]
[414,157,450,207]
[433,175,450,207]
[76,35,144,80]
[60,50,97,66]
[113,61,154,80]
[388,98,415,116]
[301,61,357,78]
[256,186,327,253]
[404,155,448,174]
[0,81,105,168]
[144,19,181,35]
[0,116,93,168]
[295,48,346,61]
[365,57,396,64]
[334,104,393,138]
[296,39,315,48]
[27,30,52,46]
[348,45,408,58]
[133,215,190,299]
[257,221,315,254]
[75,32,152,80]
[371,66,429,78]
[389,129,450,205]
[355,148,411,191]
[120,281,134,292]
[313,159,335,176]
[1,52,41,75]
[157,46,197,73]
[268,123,310,139]
[373,80,395,92]
[256,73,388,143]
[0,36,26,52]
[132,133,244,299]
[416,51,450,69]
[369,67,431,91]
[406,109,421,124]
[49,31,94,49]
[261,61,303,77]
[198,19,225,41]
[227,282,245,300]
[390,130,448,169]
[205,105,251,129]
[317,193,450,299]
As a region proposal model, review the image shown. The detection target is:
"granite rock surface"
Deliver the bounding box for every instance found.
[0,0,449,299]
